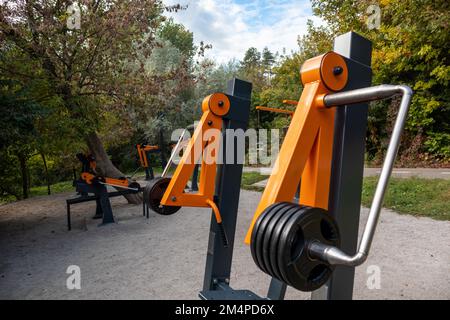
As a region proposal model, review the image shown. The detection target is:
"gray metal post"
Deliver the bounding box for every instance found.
[311,32,372,300]
[201,79,252,293]
[267,278,287,300]
[190,164,199,192]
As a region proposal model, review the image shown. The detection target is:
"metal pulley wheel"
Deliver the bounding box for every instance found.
[143,177,181,215]
[128,182,141,193]
[250,202,340,292]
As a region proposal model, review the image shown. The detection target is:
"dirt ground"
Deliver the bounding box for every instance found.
[0,190,449,300]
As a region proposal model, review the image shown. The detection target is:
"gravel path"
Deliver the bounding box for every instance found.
[0,190,448,300]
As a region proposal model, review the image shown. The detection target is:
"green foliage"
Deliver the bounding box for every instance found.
[241,48,262,71]
[196,59,242,94]
[1,0,449,204]
[0,76,50,146]
[0,75,51,199]
[227,21,335,133]
[424,132,450,159]
[158,18,195,58]
[208,45,298,131]
[0,150,23,199]
[239,47,265,90]
[262,47,276,73]
[0,1,195,201]
[308,0,450,163]
[224,0,449,164]
[221,0,449,165]
[271,54,303,96]
[133,18,201,147]
[297,21,334,58]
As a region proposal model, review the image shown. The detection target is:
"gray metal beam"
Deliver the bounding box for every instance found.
[202,78,252,292]
[312,32,373,300]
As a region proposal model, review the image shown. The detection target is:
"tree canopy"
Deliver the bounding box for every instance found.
[0,0,448,202]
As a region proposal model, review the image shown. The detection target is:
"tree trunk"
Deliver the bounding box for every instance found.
[40,151,51,195]
[28,167,31,191]
[85,132,142,204]
[18,154,29,199]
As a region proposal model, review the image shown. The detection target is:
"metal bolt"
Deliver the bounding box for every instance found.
[333,66,344,76]
[213,279,218,285]
[171,196,177,202]
[218,101,224,107]
[225,278,230,284]
[208,120,213,126]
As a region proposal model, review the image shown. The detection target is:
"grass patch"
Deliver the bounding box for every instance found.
[30,181,74,197]
[0,194,16,204]
[240,173,450,221]
[1,180,74,205]
[241,172,268,191]
[362,177,450,221]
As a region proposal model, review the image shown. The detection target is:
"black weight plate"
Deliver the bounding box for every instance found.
[277,206,308,288]
[277,206,340,291]
[143,178,161,204]
[250,205,274,271]
[251,202,289,274]
[250,218,268,272]
[251,202,290,275]
[298,209,340,247]
[268,204,300,283]
[277,206,319,290]
[143,178,164,206]
[144,177,181,215]
[250,209,269,272]
[256,202,294,276]
[262,203,298,280]
[292,208,339,291]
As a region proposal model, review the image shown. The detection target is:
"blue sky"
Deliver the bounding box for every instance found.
[165,0,322,63]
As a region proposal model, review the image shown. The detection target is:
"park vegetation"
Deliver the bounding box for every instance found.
[0,0,448,202]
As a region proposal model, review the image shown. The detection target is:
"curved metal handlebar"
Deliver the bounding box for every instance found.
[309,85,413,266]
[161,124,198,178]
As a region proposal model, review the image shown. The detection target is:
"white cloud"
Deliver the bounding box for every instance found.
[164,0,323,63]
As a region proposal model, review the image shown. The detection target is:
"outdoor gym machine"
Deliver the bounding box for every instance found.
[246,50,413,292]
[144,32,413,300]
[136,144,167,180]
[141,122,207,219]
[255,102,299,200]
[67,153,141,230]
[76,153,141,192]
[160,124,200,192]
[142,86,252,245]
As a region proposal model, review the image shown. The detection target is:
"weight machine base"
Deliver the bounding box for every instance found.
[199,284,264,300]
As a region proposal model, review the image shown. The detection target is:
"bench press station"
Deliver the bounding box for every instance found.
[144,32,413,300]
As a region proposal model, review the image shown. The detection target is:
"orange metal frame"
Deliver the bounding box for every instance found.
[245,52,349,244]
[136,144,160,168]
[256,98,299,117]
[282,100,298,106]
[78,154,131,189]
[159,93,231,224]
[81,172,130,188]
